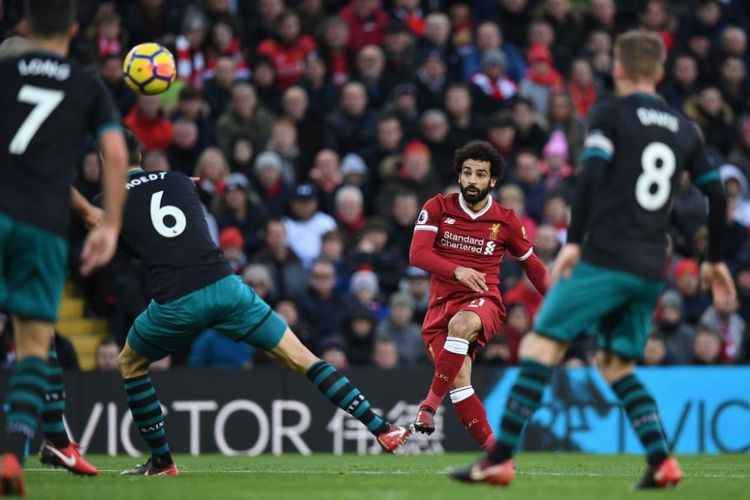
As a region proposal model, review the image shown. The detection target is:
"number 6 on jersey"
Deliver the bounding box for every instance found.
[150,190,186,238]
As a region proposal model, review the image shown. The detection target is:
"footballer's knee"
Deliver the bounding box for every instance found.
[518,332,567,366]
[448,312,481,342]
[269,328,318,374]
[117,344,149,379]
[596,351,635,384]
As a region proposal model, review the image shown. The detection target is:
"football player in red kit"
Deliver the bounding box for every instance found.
[409,141,549,451]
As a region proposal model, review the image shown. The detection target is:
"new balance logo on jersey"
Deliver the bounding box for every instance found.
[444,217,456,225]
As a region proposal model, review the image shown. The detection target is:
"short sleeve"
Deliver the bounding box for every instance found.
[414,197,442,234]
[506,211,533,261]
[580,101,616,164]
[87,75,122,139]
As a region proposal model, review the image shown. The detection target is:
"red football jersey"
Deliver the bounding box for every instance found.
[412,193,532,307]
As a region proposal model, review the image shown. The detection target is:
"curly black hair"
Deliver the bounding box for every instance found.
[453,140,506,181]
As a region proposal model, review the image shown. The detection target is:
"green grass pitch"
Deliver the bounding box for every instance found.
[23,453,749,500]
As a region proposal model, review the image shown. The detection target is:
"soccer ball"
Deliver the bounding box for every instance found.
[122,43,176,95]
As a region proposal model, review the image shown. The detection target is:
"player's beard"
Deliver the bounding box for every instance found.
[460,183,491,205]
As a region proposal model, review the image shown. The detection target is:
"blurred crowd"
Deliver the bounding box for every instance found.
[1,0,750,371]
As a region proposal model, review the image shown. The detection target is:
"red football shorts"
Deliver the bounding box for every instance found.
[421,294,506,362]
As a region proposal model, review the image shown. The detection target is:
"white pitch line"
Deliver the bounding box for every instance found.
[25,469,750,479]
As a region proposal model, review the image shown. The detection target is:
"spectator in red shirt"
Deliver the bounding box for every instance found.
[339,0,389,51]
[124,95,174,152]
[257,10,317,88]
[319,16,354,88]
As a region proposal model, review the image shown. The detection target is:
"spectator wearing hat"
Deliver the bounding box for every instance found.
[339,0,389,51]
[340,153,375,214]
[124,95,174,152]
[324,81,378,160]
[215,83,276,158]
[219,227,247,274]
[461,21,526,83]
[355,44,393,109]
[414,49,448,112]
[469,48,518,117]
[284,182,337,267]
[165,118,202,176]
[334,185,367,246]
[215,172,270,255]
[203,56,238,120]
[382,19,419,88]
[419,110,454,184]
[252,218,308,300]
[242,263,276,303]
[672,258,712,325]
[170,85,215,152]
[257,10,317,89]
[399,265,430,323]
[539,130,574,196]
[281,86,323,174]
[376,291,423,366]
[417,13,462,81]
[654,290,696,364]
[251,56,283,115]
[348,267,387,321]
[253,150,293,218]
[700,296,748,364]
[295,259,347,346]
[388,190,419,258]
[344,305,378,365]
[348,217,406,294]
[175,10,209,89]
[308,149,343,215]
[520,43,565,114]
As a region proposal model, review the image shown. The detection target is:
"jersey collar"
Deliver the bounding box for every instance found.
[458,194,492,220]
[127,168,146,176]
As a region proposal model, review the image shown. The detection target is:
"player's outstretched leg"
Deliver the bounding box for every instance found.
[448,333,565,487]
[38,347,98,476]
[269,328,412,453]
[599,353,682,489]
[416,312,480,435]
[117,343,178,476]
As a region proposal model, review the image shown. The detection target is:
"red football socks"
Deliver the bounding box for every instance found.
[421,337,469,411]
[452,389,495,451]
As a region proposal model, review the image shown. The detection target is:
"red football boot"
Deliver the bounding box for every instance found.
[0,453,25,496]
[376,424,413,453]
[121,458,179,476]
[39,441,98,476]
[448,457,515,486]
[414,406,435,435]
[635,457,683,489]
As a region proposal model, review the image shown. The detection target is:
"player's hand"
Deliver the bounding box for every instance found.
[80,224,119,276]
[454,266,488,292]
[700,261,737,309]
[83,206,104,228]
[550,243,581,284]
